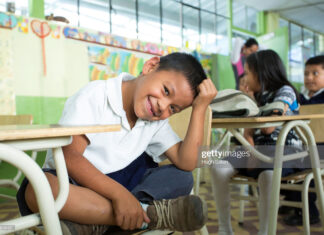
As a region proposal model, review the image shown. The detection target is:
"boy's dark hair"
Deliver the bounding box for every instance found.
[305,55,324,69]
[246,49,299,104]
[244,38,259,48]
[156,52,207,97]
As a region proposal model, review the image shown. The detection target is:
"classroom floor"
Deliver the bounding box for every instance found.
[0,171,323,235]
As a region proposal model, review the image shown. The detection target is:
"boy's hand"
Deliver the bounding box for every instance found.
[112,188,150,230]
[192,78,217,110]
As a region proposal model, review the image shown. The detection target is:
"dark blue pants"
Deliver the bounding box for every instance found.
[16,152,193,216]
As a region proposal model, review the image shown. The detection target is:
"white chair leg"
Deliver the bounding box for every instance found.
[302,184,310,235]
[238,184,245,225]
[195,168,201,196]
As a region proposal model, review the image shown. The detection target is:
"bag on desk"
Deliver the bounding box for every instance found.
[210,89,285,118]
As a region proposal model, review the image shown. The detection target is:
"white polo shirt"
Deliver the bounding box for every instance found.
[45,73,181,174]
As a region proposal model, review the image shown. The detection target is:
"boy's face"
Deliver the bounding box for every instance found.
[304,64,324,93]
[242,44,258,57]
[133,62,194,121]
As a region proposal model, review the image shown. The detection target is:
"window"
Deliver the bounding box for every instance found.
[45,0,78,26]
[138,0,161,43]
[111,0,137,39]
[232,0,258,33]
[201,11,216,53]
[303,28,315,58]
[79,0,110,32]
[289,23,303,83]
[162,1,181,47]
[216,16,229,55]
[314,33,324,55]
[2,0,29,16]
[182,5,199,50]
[216,0,229,17]
[182,0,199,8]
[279,18,288,29]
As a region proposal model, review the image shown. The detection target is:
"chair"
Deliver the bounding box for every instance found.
[0,114,35,200]
[227,104,324,234]
[143,107,212,235]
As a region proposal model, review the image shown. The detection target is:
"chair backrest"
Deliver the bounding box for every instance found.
[0,115,33,125]
[168,106,212,146]
[299,104,324,143]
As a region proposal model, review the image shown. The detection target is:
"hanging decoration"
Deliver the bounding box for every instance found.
[31,20,51,76]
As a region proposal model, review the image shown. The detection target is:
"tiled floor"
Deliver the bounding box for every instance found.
[0,171,323,235]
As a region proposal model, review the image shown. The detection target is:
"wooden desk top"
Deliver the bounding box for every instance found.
[212,114,324,124]
[0,124,121,141]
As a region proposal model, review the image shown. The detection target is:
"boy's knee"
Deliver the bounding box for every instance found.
[25,173,59,212]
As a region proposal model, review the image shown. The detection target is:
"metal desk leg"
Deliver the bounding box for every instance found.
[0,144,62,235]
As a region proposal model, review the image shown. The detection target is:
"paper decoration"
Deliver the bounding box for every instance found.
[64,26,178,56]
[88,46,152,80]
[50,24,61,39]
[31,20,51,76]
[0,12,17,28]
[0,29,16,114]
[17,16,28,33]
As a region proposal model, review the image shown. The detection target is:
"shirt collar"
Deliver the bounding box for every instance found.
[106,73,148,129]
[302,87,324,99]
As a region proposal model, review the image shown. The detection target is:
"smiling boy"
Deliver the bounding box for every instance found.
[17,52,217,235]
[300,55,324,104]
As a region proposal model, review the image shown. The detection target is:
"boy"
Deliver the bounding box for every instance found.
[17,53,217,234]
[281,55,324,226]
[300,55,324,104]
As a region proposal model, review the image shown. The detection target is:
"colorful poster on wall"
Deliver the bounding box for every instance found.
[88,45,153,80]
[0,29,16,114]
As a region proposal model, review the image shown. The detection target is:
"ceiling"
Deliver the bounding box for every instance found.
[238,0,324,34]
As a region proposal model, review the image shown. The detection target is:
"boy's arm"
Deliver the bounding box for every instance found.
[165,78,217,171]
[62,135,149,229]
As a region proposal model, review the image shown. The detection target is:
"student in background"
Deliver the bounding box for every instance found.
[281,55,324,226]
[300,55,324,104]
[16,53,217,234]
[231,38,259,90]
[211,50,301,235]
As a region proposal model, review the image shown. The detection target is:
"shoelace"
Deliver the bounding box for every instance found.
[153,199,175,229]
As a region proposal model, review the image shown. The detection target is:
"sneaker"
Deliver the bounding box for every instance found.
[147,195,208,232]
[60,220,109,235]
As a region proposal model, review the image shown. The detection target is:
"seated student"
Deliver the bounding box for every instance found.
[210,50,301,235]
[231,38,259,90]
[281,55,324,226]
[16,53,217,234]
[300,55,324,104]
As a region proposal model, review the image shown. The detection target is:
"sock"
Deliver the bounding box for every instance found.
[209,165,235,235]
[140,203,149,229]
[257,170,273,235]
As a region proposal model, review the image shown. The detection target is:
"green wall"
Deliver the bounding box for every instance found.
[16,96,67,124]
[211,54,236,90]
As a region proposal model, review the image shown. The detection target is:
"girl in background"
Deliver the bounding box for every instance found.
[211,49,301,235]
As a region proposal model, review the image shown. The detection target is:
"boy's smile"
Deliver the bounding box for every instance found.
[135,70,194,121]
[122,56,195,127]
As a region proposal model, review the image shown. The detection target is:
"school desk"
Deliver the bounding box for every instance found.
[0,124,121,235]
[211,114,324,235]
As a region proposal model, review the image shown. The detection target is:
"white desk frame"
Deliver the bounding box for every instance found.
[211,115,324,235]
[0,124,120,235]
